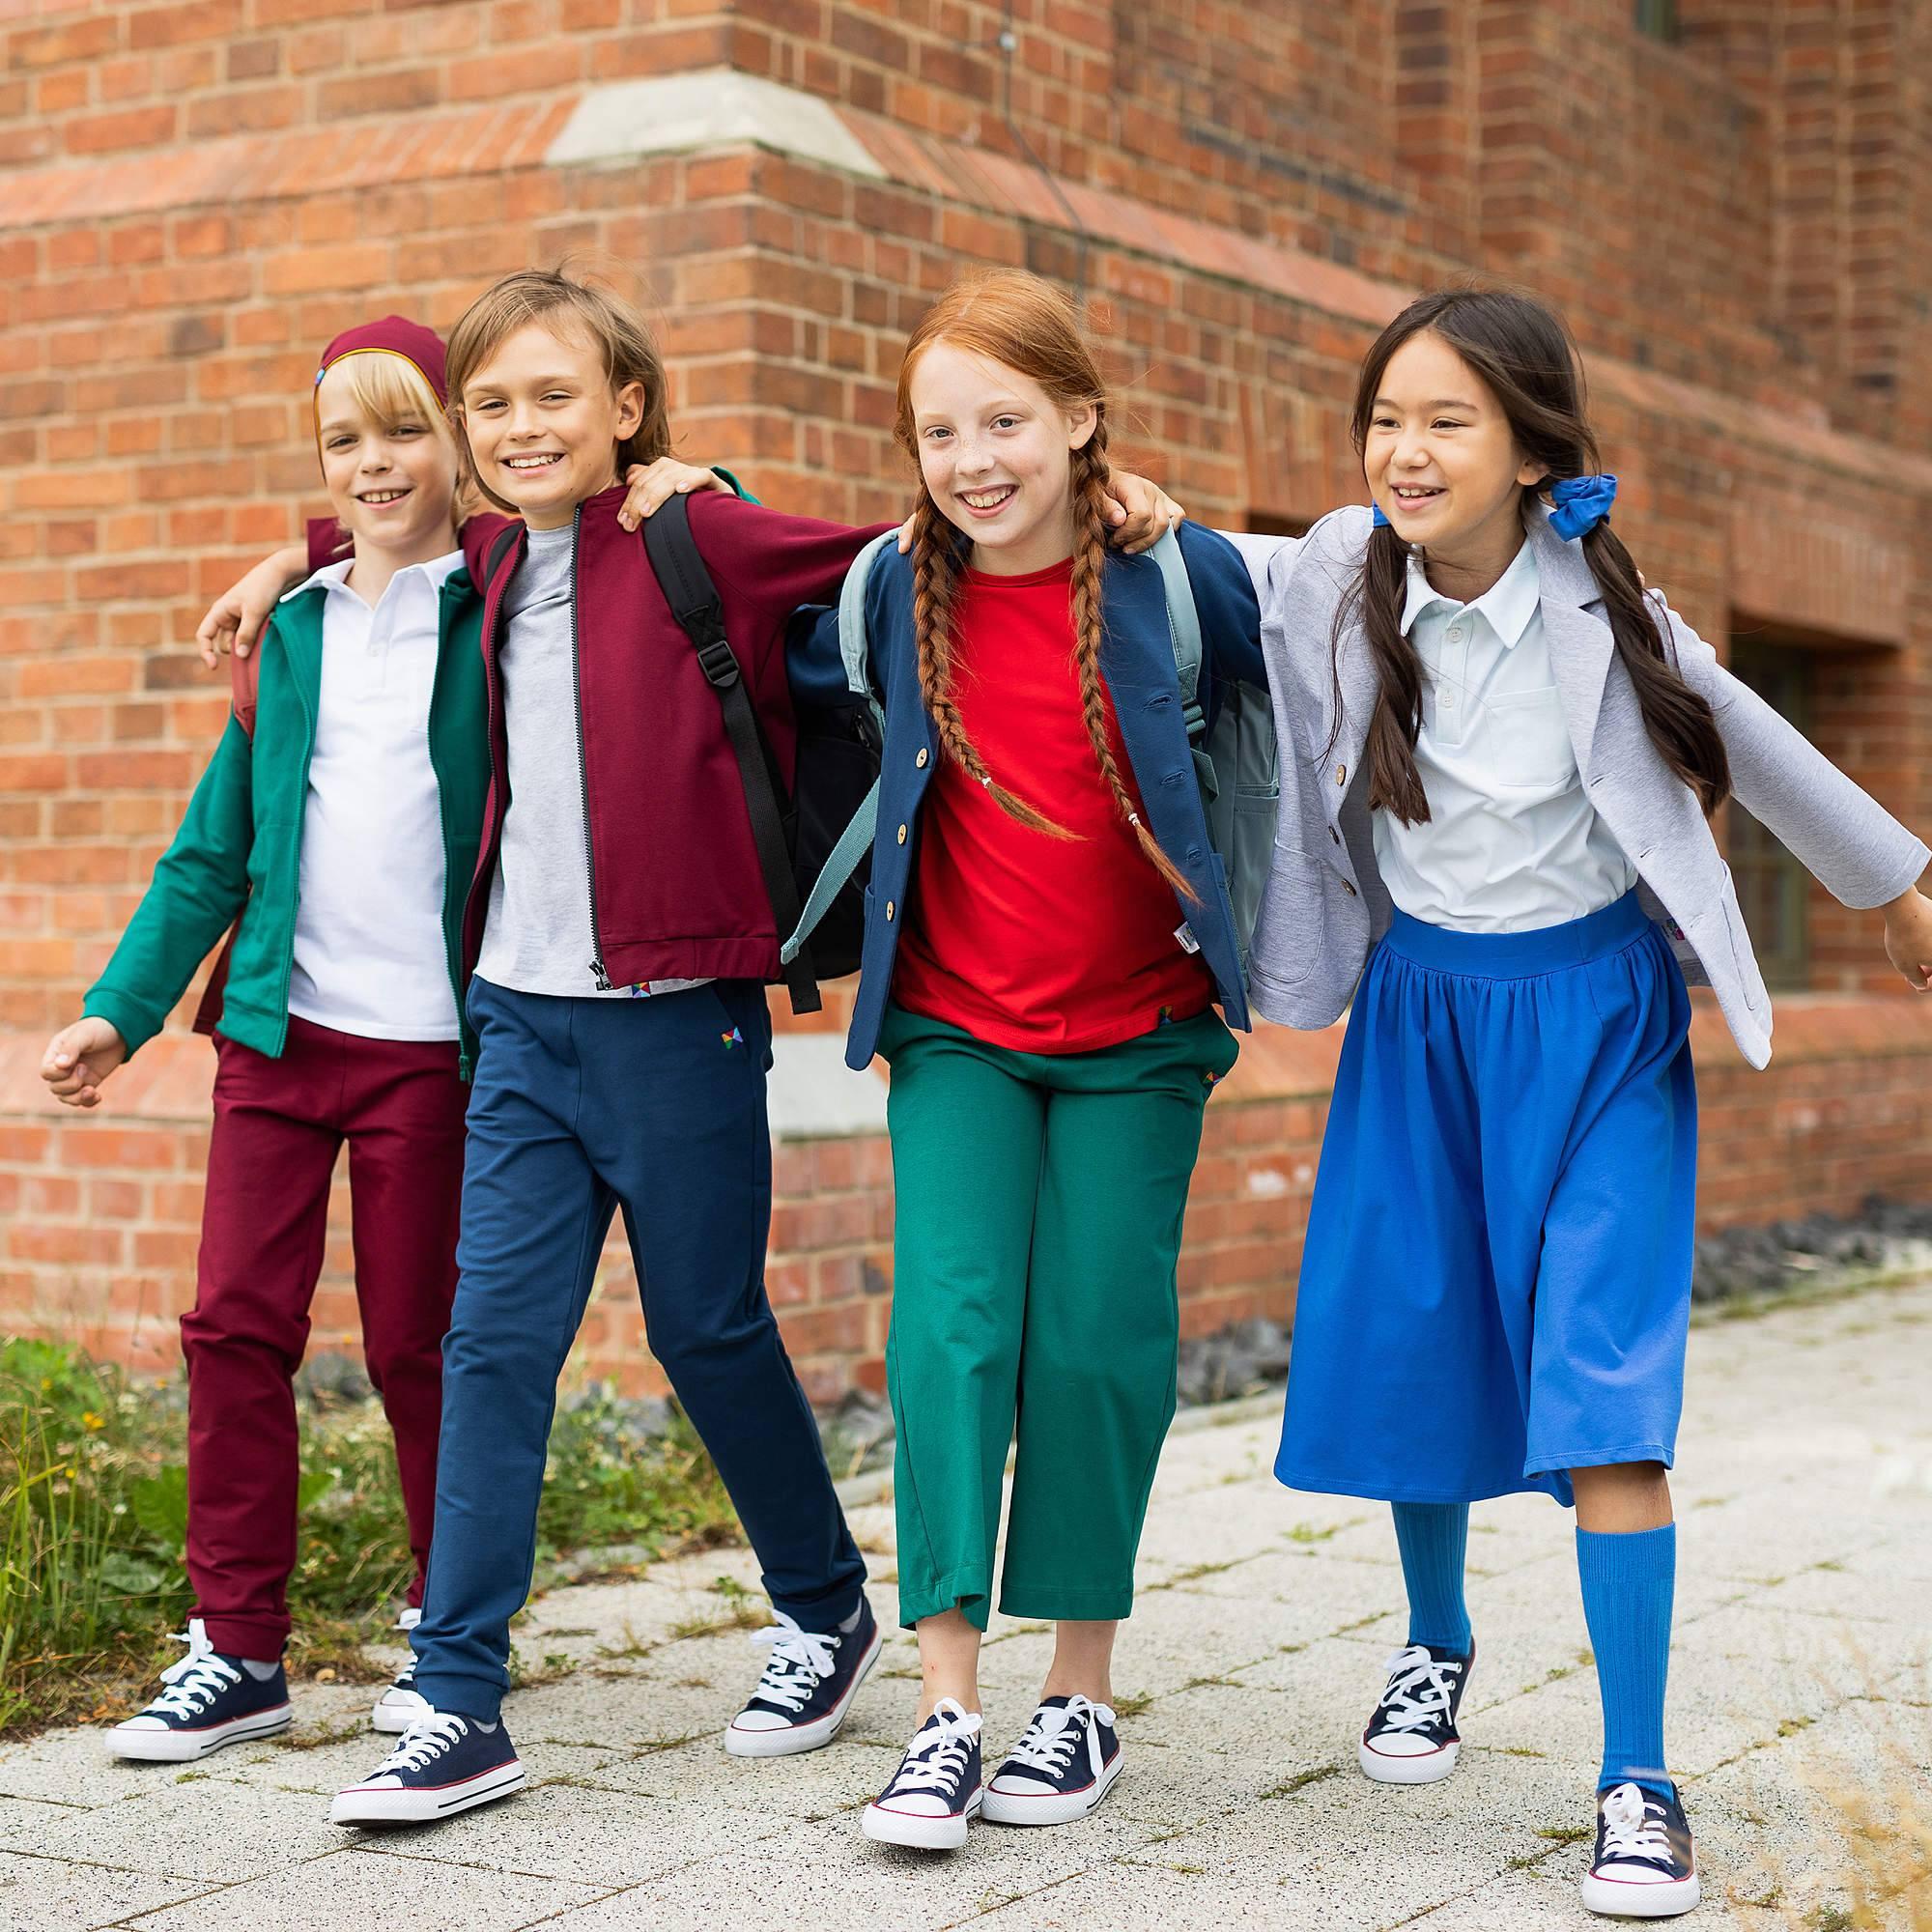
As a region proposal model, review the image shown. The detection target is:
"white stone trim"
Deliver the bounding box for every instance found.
[766,1031,890,1140]
[547,69,886,178]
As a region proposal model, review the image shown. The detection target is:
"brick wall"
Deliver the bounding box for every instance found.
[3,0,1930,1393]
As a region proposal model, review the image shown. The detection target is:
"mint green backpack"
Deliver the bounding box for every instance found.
[785,528,1278,977]
[1148,529,1279,972]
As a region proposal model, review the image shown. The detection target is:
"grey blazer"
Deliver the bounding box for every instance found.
[1243,504,1929,1067]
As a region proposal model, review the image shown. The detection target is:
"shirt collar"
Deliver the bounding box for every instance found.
[1401,537,1541,647]
[282,548,464,606]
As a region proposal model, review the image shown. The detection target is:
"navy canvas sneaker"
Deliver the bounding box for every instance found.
[724,1598,883,1757]
[371,1607,430,1735]
[1580,1780,1700,1918]
[107,1620,293,1762]
[329,1713,525,1826]
[982,1693,1123,1827]
[1359,1640,1474,1784]
[862,1699,984,1851]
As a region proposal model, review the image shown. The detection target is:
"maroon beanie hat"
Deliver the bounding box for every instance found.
[314,315,449,410]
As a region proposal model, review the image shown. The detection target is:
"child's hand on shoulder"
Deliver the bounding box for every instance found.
[1882,886,1932,990]
[198,543,309,667]
[615,459,734,532]
[1103,470,1186,554]
[42,1018,128,1109]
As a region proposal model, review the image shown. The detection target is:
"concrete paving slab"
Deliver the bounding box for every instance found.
[19,1276,1931,1932]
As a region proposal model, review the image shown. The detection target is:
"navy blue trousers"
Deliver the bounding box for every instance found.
[412,976,867,1721]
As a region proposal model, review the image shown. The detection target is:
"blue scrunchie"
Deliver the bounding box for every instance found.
[1371,502,1389,527]
[1548,473,1617,541]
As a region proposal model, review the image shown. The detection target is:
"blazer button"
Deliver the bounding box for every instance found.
[885,900,895,921]
[896,824,907,845]
[1335,763,1347,785]
[1328,826,1341,844]
[916,748,929,769]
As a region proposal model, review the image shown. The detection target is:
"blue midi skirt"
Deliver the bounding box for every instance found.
[1276,892,1696,1508]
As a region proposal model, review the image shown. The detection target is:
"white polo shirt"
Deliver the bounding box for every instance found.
[1371,539,1636,933]
[285,552,464,1040]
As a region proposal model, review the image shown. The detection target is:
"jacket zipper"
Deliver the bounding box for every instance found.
[567,506,611,990]
[431,576,474,1081]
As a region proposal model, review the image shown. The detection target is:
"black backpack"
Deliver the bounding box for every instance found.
[642,493,880,1016]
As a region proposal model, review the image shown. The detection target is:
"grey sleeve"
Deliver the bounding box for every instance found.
[1660,599,1930,910]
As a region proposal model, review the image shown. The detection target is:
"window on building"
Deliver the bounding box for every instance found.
[1634,0,1679,42]
[1725,636,1813,990]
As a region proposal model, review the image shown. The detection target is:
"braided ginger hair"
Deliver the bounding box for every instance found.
[894,270,1193,900]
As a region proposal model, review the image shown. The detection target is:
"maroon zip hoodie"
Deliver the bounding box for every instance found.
[461,487,886,989]
[307,487,887,987]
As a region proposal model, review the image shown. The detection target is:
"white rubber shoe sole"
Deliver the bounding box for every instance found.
[862,1786,982,1851]
[108,1703,293,1762]
[1579,1867,1702,1918]
[724,1622,884,1758]
[1359,1732,1460,1784]
[329,1759,526,1827]
[371,1688,431,1735]
[981,1748,1123,1826]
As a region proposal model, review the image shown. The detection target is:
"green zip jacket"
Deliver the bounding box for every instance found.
[83,567,490,1076]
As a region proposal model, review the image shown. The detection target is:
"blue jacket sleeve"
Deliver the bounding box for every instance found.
[1176,521,1267,690]
[786,603,850,707]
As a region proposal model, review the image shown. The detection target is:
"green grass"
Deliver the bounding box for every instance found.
[0,1339,739,1740]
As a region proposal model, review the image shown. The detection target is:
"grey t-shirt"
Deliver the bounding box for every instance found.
[474,523,707,1000]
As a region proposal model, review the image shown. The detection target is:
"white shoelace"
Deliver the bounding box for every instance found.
[1005,1695,1106,1779]
[747,1611,837,1714]
[1372,1644,1463,1733]
[1598,1782,1676,1865]
[886,1698,982,1797]
[143,1625,242,1719]
[373,1713,469,1776]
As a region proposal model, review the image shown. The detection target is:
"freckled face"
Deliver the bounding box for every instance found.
[909,340,1096,576]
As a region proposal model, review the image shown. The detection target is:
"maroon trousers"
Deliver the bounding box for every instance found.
[185,1016,467,1660]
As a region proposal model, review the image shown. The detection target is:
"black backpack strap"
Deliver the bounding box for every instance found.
[642,492,821,1015]
[483,524,521,584]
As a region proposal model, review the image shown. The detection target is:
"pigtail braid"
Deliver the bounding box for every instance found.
[909,493,1070,837]
[1068,440,1198,901]
[1335,520,1432,825]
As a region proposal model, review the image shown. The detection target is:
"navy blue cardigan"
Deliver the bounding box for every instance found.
[788,520,1267,1069]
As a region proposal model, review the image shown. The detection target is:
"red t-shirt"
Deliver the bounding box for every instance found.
[891,557,1214,1053]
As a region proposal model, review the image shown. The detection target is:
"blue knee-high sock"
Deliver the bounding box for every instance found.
[1390,1502,1472,1654]
[1576,1522,1675,1800]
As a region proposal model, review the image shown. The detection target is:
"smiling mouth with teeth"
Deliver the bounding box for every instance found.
[505,454,564,470]
[358,489,412,504]
[959,486,1015,509]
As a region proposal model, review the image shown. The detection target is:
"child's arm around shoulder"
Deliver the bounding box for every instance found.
[688,490,895,657]
[785,532,904,713]
[1175,521,1281,688]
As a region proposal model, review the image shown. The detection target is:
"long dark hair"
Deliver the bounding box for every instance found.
[1342,287,1730,822]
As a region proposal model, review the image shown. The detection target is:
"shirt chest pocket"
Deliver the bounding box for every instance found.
[1477,683,1577,791]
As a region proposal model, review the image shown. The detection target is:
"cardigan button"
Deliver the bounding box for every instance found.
[885,900,895,921]
[1328,826,1341,844]
[1342,879,1357,897]
[1335,763,1347,785]
[916,748,929,769]
[896,824,907,845]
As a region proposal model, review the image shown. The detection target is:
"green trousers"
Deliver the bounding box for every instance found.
[879,1003,1238,1630]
